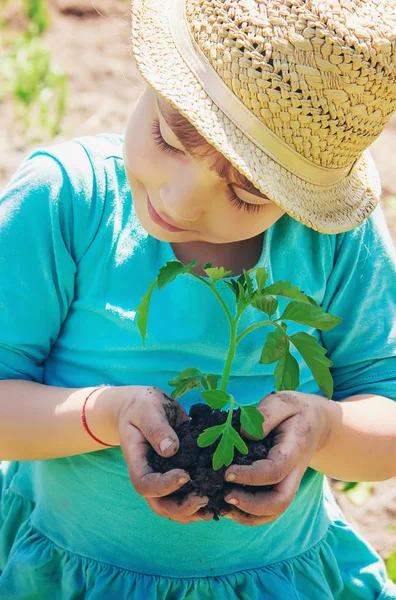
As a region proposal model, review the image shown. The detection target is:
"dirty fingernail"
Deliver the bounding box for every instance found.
[160,438,174,453]
[226,497,238,505]
[226,473,236,482]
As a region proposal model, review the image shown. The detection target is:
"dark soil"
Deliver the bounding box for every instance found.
[148,403,275,520]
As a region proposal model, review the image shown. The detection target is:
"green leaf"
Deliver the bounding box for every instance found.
[168,368,202,387]
[201,373,218,391]
[229,427,249,455]
[204,262,213,269]
[213,430,234,470]
[260,327,288,364]
[255,267,269,292]
[240,405,265,439]
[252,296,278,318]
[135,280,157,346]
[280,301,342,331]
[224,280,239,298]
[203,266,233,283]
[385,551,396,583]
[197,424,225,448]
[389,524,396,534]
[170,377,201,400]
[212,426,249,470]
[157,260,199,290]
[290,332,334,398]
[262,281,314,305]
[243,269,254,296]
[274,349,300,390]
[200,389,232,409]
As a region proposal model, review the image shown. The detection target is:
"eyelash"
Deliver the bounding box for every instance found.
[151,120,264,214]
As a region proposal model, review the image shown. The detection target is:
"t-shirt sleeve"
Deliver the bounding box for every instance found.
[0,145,96,382]
[321,203,396,402]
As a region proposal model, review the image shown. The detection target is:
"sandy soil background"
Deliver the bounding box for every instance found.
[1,0,395,563]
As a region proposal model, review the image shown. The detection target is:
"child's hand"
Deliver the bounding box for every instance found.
[221,391,333,526]
[116,385,213,523]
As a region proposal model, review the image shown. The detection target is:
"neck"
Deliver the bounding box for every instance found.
[171,233,264,277]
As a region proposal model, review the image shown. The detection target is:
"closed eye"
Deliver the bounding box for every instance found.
[152,119,265,214]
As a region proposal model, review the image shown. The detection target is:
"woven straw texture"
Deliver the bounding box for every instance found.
[130,0,396,233]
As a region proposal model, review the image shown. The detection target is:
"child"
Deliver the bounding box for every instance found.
[1,0,396,597]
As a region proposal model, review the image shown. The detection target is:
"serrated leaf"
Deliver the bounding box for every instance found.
[157,260,199,290]
[255,267,268,292]
[243,269,254,296]
[212,426,249,470]
[260,327,288,364]
[135,280,157,346]
[240,405,265,439]
[229,427,249,454]
[252,296,278,318]
[213,430,234,470]
[204,262,213,269]
[201,373,218,391]
[168,368,203,387]
[224,280,239,298]
[197,424,225,448]
[290,332,334,398]
[280,301,342,331]
[170,377,201,400]
[274,350,300,391]
[203,266,233,283]
[200,389,232,409]
[262,281,313,305]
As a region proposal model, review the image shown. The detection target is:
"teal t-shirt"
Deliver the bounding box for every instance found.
[0,134,396,599]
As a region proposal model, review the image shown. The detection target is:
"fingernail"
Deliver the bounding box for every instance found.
[223,513,233,519]
[178,477,189,485]
[226,497,238,505]
[160,438,174,453]
[226,473,236,482]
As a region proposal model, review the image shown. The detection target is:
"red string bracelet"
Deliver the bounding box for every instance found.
[82,385,118,448]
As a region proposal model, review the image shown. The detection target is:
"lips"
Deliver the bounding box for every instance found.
[146,195,187,233]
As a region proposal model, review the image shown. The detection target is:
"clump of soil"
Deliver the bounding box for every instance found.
[148,403,275,520]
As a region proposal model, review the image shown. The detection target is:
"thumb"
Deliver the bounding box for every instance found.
[131,387,189,457]
[254,391,305,437]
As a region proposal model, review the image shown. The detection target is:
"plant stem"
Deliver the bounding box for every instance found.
[189,274,233,325]
[236,318,284,344]
[219,320,237,392]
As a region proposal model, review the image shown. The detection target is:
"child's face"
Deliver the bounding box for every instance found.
[123,85,286,244]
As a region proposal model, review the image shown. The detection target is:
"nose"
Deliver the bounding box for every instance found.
[159,180,205,223]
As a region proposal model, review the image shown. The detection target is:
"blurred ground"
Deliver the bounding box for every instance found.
[1,0,395,561]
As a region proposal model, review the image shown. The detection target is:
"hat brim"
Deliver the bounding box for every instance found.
[130,0,381,234]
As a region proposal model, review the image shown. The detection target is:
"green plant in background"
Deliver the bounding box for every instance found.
[136,260,342,470]
[0,0,68,140]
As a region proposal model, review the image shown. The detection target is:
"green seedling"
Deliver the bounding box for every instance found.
[135,260,342,470]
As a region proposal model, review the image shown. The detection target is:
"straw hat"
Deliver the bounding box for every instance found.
[130,0,396,234]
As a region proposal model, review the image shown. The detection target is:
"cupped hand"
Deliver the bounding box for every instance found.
[116,385,214,523]
[221,391,333,526]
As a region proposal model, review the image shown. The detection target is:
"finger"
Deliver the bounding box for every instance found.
[253,391,317,437]
[131,386,189,457]
[220,507,276,526]
[225,416,305,485]
[121,423,190,497]
[147,495,214,523]
[225,465,304,517]
[156,492,209,518]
